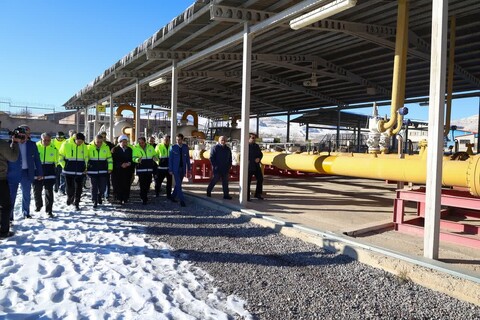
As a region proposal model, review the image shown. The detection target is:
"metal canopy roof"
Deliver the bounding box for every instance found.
[291,110,370,128]
[63,0,480,121]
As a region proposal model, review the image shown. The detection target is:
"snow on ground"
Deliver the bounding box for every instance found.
[0,188,251,319]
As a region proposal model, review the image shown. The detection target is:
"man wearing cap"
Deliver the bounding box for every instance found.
[111,135,134,205]
[33,133,58,218]
[59,132,88,210]
[7,126,44,220]
[53,131,66,194]
[0,132,20,238]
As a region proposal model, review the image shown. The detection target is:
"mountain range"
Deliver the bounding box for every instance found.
[452,114,479,133]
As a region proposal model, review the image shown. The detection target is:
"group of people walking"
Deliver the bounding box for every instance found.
[0,126,265,239]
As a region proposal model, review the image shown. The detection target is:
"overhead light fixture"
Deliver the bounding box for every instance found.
[290,0,357,30]
[419,100,429,107]
[149,77,167,87]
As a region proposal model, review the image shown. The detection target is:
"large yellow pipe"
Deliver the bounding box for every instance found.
[378,0,409,133]
[261,152,480,197]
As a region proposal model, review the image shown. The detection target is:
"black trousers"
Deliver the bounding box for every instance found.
[89,174,107,203]
[65,175,84,205]
[112,169,132,202]
[248,166,263,198]
[33,179,55,213]
[54,165,65,193]
[207,171,230,197]
[0,179,12,234]
[155,169,172,198]
[138,173,153,201]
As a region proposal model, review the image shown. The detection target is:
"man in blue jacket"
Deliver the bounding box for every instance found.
[206,136,232,199]
[168,133,191,207]
[7,126,43,220]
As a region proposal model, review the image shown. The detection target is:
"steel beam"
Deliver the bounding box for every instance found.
[309,19,480,89]
[210,5,274,23]
[254,70,345,106]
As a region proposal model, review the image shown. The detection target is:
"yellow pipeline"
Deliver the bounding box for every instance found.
[391,0,409,136]
[444,15,456,137]
[378,0,409,133]
[261,152,480,197]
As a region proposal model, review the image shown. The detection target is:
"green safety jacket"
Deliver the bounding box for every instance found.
[132,144,157,174]
[87,141,113,175]
[36,141,58,180]
[59,141,88,176]
[53,137,66,152]
[155,143,170,170]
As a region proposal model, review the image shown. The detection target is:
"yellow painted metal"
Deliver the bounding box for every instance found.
[261,152,480,197]
[378,0,409,133]
[444,15,456,137]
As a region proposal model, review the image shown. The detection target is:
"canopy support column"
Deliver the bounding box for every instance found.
[424,0,448,260]
[85,107,90,141]
[239,23,253,205]
[135,80,142,142]
[171,60,178,138]
[109,94,114,142]
[286,113,291,143]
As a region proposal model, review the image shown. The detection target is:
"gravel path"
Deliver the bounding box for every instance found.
[121,196,480,320]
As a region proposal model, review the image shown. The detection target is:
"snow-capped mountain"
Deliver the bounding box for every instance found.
[452,114,479,133]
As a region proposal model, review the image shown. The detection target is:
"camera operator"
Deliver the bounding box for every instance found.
[0,132,20,239]
[7,127,43,221]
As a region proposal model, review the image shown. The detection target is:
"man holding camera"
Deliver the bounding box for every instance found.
[0,132,20,238]
[7,126,43,221]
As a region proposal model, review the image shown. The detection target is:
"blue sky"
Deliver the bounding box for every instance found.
[0,0,193,109]
[0,0,478,121]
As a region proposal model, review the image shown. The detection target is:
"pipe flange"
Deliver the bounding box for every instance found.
[466,155,480,197]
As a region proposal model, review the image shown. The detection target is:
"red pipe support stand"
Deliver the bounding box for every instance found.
[393,187,480,249]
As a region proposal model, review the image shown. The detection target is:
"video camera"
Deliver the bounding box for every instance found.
[8,127,27,139]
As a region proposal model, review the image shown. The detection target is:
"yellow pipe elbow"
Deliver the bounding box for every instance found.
[181,110,199,128]
[378,0,409,133]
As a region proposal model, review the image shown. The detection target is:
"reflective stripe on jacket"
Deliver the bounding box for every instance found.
[132,144,157,174]
[59,141,88,176]
[36,141,58,180]
[155,143,170,170]
[87,142,113,175]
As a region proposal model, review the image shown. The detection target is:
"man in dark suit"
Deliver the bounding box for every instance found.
[206,136,232,199]
[247,133,264,201]
[111,135,134,205]
[7,126,43,220]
